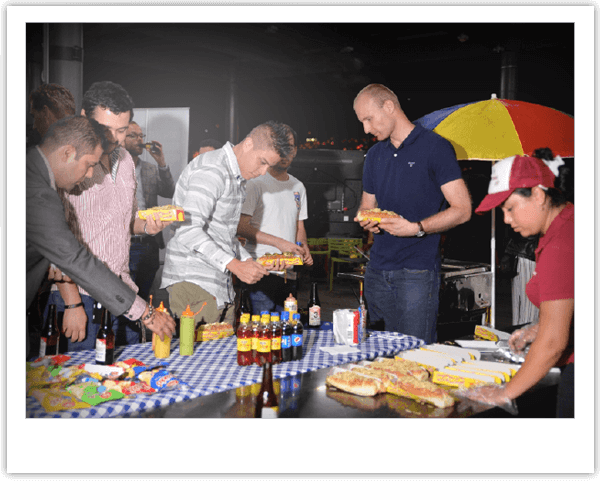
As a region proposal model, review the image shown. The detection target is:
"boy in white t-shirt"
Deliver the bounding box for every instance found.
[238,145,313,313]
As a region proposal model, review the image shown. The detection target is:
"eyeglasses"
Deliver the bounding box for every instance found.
[126,133,145,140]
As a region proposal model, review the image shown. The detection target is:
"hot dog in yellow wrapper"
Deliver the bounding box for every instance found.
[138,205,185,222]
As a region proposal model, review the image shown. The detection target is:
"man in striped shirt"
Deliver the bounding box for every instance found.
[162,122,296,328]
[46,81,175,351]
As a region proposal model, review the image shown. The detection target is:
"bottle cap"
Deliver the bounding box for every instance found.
[251,315,260,322]
[181,304,194,317]
[261,314,271,322]
[270,314,280,321]
[240,313,251,323]
[293,313,301,320]
[281,311,290,321]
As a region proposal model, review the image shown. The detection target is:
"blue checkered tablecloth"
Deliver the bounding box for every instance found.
[26,322,423,418]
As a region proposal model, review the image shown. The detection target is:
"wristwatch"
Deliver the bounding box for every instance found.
[415,221,426,238]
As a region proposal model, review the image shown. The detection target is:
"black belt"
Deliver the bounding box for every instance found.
[131,235,153,243]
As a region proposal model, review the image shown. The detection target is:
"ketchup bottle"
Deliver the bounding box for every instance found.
[236,313,253,366]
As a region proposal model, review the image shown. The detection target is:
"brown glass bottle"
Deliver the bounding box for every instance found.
[307,281,321,327]
[39,304,60,358]
[95,306,115,365]
[234,288,252,331]
[255,361,279,418]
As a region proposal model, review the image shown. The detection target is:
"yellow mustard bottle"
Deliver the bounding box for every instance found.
[154,302,171,358]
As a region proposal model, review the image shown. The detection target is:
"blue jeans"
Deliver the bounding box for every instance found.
[364,264,440,344]
[129,239,160,301]
[245,274,297,316]
[44,291,141,352]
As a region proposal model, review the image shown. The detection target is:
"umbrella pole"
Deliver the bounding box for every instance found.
[490,207,496,328]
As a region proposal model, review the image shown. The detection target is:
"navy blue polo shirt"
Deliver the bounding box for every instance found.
[362,123,462,271]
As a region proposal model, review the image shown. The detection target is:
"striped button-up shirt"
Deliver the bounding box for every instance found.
[53,147,147,321]
[161,142,251,308]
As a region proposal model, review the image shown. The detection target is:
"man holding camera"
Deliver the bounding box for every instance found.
[124,121,175,301]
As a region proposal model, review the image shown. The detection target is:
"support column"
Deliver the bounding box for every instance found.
[47,23,84,112]
[228,64,237,143]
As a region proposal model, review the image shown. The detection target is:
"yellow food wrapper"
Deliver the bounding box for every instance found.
[26,365,85,393]
[30,387,91,412]
[155,335,171,358]
[138,205,184,222]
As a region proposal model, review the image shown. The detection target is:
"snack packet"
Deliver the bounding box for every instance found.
[77,384,125,406]
[30,387,90,412]
[137,368,187,391]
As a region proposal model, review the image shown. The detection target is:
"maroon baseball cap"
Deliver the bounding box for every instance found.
[475,155,557,214]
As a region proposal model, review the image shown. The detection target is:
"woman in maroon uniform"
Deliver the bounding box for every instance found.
[465,151,574,417]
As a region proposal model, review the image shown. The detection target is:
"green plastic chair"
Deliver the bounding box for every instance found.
[328,238,364,291]
[307,238,329,275]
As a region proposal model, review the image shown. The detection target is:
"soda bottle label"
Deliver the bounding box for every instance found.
[237,338,252,352]
[251,337,258,351]
[291,334,303,347]
[257,339,271,353]
[95,339,106,362]
[281,335,291,349]
[271,337,281,350]
[308,305,321,326]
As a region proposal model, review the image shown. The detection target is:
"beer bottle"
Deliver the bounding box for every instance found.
[256,312,272,367]
[255,361,278,418]
[234,288,252,330]
[291,313,304,361]
[39,304,60,358]
[270,313,282,365]
[307,281,321,328]
[236,313,253,366]
[95,305,115,365]
[280,311,292,363]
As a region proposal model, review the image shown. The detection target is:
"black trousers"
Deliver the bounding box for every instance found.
[556,362,574,418]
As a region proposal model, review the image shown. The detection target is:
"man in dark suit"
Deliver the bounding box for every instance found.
[26,115,175,357]
[124,121,175,300]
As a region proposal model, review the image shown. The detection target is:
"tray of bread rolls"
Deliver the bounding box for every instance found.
[325,343,521,413]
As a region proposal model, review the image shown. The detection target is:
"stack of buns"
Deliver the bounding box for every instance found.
[325,357,455,408]
[327,343,520,409]
[195,322,235,342]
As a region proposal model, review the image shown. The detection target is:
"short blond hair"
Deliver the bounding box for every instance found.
[354,83,401,110]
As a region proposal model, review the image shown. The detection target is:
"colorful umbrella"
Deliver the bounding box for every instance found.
[415,96,574,160]
[415,96,574,328]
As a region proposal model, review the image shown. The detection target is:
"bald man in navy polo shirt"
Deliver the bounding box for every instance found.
[353,83,472,343]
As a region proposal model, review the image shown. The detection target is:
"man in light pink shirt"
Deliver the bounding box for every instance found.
[46,81,175,351]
